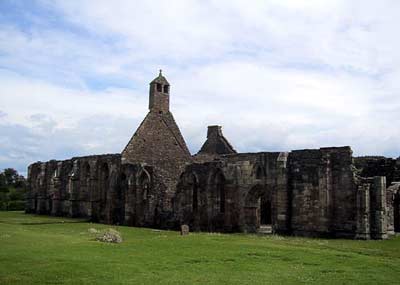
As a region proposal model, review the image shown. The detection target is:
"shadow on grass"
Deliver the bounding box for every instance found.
[0,220,89,225]
[20,221,89,225]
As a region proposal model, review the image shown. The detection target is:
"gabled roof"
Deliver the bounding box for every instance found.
[121,111,191,166]
[197,126,236,156]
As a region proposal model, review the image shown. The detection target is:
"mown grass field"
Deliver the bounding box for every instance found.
[0,211,399,284]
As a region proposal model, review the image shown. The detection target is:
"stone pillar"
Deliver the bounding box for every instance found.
[370,176,388,239]
[355,184,370,239]
[49,176,61,216]
[275,152,289,233]
[68,178,80,217]
[89,176,99,222]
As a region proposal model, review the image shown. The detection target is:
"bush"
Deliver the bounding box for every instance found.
[0,202,6,211]
[7,200,25,211]
[8,188,25,201]
[0,168,27,211]
[95,228,123,243]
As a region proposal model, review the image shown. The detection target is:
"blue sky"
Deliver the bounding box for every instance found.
[0,0,399,175]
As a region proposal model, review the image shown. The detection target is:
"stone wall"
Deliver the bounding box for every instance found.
[26,146,395,239]
[386,182,400,235]
[172,146,394,239]
[354,156,400,186]
[174,152,289,233]
[26,154,172,228]
[354,156,400,238]
[288,147,357,238]
[25,72,398,240]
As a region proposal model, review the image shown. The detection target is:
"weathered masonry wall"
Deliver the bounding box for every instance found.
[26,146,397,239]
[173,146,395,239]
[174,152,289,233]
[354,156,400,238]
[26,154,174,228]
[354,156,400,186]
[386,183,400,235]
[288,147,357,238]
[25,72,399,240]
[26,154,122,219]
[355,177,388,239]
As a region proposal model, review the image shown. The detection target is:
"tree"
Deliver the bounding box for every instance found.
[3,168,18,186]
[0,168,26,211]
[0,173,6,191]
[14,175,26,189]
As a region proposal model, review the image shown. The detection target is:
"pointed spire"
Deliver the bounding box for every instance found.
[151,70,169,85]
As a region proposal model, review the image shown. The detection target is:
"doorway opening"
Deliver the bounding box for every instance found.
[394,192,400,233]
[260,198,272,225]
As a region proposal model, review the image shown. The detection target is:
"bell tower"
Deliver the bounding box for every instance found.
[149,69,170,113]
[122,70,192,209]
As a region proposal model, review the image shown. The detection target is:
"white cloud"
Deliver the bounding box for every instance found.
[0,0,400,174]
[0,71,146,126]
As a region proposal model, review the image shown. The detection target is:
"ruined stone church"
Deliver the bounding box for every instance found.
[26,71,400,239]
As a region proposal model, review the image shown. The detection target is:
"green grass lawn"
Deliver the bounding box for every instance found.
[0,212,399,284]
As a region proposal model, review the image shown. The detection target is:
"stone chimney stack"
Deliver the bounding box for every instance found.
[195,125,236,160]
[207,125,223,138]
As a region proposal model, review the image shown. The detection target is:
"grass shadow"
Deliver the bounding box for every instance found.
[20,221,89,225]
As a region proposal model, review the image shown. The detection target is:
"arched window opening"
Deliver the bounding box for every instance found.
[163,85,169,94]
[100,163,109,200]
[82,162,91,190]
[67,170,75,195]
[84,163,90,178]
[68,177,73,194]
[100,164,109,180]
[128,174,135,186]
[256,166,263,179]
[118,173,127,201]
[189,174,198,212]
[111,172,127,225]
[156,83,162,92]
[214,172,225,214]
[139,172,150,201]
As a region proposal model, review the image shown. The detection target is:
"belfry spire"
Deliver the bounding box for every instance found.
[149,70,170,113]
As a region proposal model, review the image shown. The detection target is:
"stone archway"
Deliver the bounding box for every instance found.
[186,173,200,231]
[92,162,109,222]
[136,169,151,226]
[207,169,226,231]
[110,172,127,225]
[244,185,272,233]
